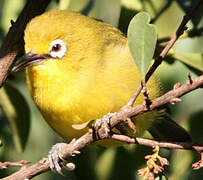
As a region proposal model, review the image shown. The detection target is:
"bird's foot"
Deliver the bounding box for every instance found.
[94,112,116,139]
[48,140,80,175]
[48,143,68,176]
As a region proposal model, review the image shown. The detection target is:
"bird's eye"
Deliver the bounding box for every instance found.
[49,39,67,58]
[52,44,61,52]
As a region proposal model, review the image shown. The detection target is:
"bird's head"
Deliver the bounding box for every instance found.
[12,9,110,72]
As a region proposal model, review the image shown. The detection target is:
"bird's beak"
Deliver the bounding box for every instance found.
[11,52,52,72]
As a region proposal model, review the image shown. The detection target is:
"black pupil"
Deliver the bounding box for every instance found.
[52,44,61,52]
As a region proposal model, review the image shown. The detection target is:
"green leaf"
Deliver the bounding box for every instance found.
[61,0,121,26]
[174,37,203,54]
[170,150,192,180]
[0,83,30,152]
[173,53,203,72]
[127,12,157,79]
[89,0,121,27]
[95,148,116,180]
[59,0,89,11]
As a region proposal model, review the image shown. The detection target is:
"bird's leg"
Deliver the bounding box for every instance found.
[48,139,80,175]
[94,112,116,139]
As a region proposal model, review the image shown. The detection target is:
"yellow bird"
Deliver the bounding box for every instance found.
[12,10,190,144]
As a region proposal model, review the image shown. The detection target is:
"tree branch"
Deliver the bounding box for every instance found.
[111,134,203,152]
[108,75,203,130]
[0,0,51,87]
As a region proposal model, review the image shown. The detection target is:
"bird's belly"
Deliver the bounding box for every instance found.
[36,92,159,141]
[41,109,89,140]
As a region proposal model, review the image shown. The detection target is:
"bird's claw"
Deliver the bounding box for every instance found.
[94,112,115,139]
[48,143,67,175]
[48,142,77,176]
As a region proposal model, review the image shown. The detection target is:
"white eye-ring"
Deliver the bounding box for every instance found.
[49,39,67,58]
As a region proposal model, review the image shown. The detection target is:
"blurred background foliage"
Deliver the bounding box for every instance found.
[0,0,202,179]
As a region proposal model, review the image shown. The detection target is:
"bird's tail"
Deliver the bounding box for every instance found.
[148,115,192,142]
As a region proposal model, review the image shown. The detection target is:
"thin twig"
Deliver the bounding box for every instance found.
[0,160,31,169]
[141,82,151,109]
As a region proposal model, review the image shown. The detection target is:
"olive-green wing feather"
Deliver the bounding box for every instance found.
[149,115,191,142]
